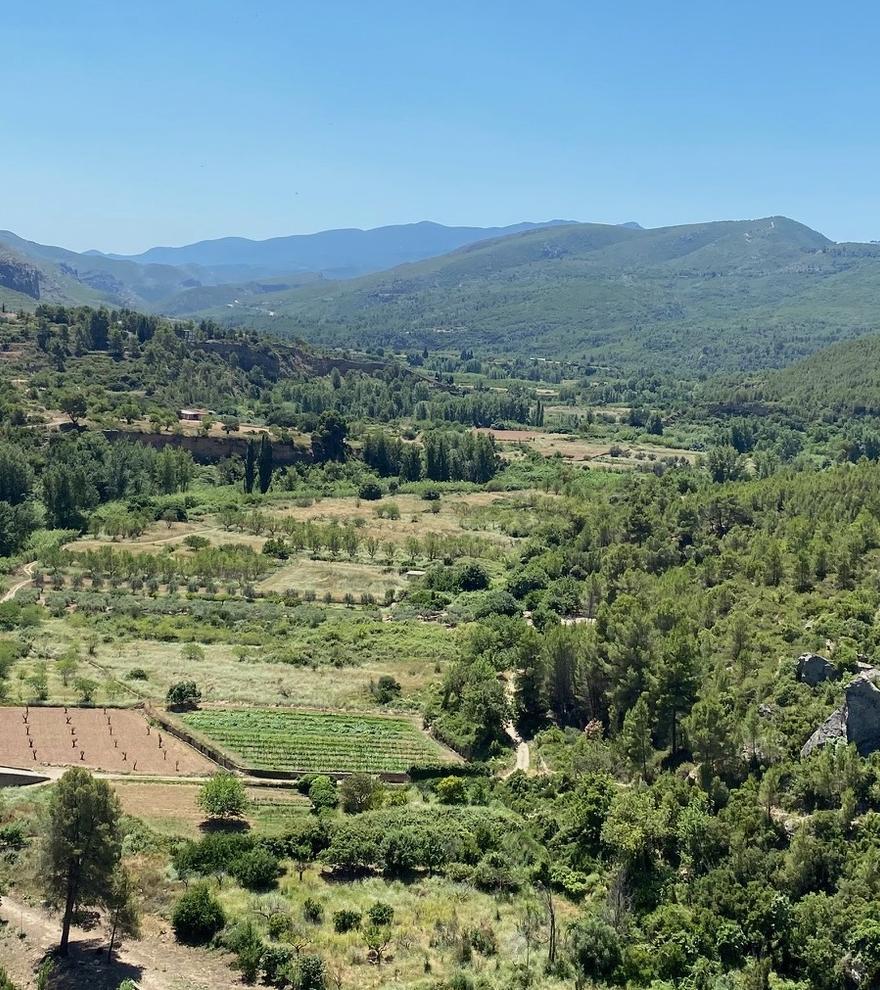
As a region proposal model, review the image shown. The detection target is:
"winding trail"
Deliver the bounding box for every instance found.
[2,560,36,602]
[502,672,530,776]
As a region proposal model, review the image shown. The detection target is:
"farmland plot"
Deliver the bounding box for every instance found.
[180,707,457,774]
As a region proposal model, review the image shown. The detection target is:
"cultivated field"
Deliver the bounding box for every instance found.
[476,427,699,466]
[180,707,458,774]
[112,779,310,837]
[0,706,215,775]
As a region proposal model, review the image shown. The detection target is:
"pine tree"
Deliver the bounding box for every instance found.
[652,626,699,756]
[514,656,549,737]
[41,768,123,955]
[620,694,653,779]
[105,867,141,961]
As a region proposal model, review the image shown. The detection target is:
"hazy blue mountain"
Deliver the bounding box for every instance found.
[94,219,577,278]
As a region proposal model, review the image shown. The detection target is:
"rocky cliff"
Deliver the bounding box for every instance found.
[0,257,40,298]
[801,670,880,757]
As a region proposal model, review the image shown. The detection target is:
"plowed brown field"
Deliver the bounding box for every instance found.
[0,706,215,775]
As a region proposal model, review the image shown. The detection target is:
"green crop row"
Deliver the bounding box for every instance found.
[181,707,454,773]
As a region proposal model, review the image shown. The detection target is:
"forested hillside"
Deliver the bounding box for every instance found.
[202,217,880,372]
[768,334,880,418]
[6,217,880,376]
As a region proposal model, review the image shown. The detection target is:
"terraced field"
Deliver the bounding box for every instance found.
[180,707,457,774]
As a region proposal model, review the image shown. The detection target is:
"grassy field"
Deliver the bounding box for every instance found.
[180,707,458,774]
[215,844,579,990]
[257,557,407,597]
[112,779,311,837]
[11,614,458,710]
[476,427,699,466]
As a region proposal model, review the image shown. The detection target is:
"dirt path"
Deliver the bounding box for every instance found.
[2,560,37,602]
[501,673,530,776]
[0,893,239,990]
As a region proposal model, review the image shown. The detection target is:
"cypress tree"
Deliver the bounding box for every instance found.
[257,435,273,494]
[243,440,256,494]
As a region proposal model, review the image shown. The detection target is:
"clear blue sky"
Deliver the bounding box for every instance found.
[5,1,879,252]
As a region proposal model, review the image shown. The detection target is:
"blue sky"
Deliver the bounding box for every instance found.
[5,1,879,252]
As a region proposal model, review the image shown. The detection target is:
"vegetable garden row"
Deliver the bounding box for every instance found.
[180,708,454,773]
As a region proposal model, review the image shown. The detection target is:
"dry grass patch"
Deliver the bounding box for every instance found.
[257,557,406,597]
[112,779,310,837]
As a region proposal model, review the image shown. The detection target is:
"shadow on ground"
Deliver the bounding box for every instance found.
[44,941,144,990]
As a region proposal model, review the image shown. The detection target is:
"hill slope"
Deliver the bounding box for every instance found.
[0,230,217,309]
[202,216,880,373]
[769,333,880,418]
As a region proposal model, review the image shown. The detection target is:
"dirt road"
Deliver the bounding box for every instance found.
[0,893,239,989]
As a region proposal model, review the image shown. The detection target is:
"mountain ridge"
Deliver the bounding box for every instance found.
[196,215,873,372]
[87,219,578,277]
[4,214,880,375]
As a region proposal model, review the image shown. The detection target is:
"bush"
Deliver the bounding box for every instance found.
[184,535,210,550]
[358,481,383,501]
[302,897,325,924]
[465,923,498,956]
[453,562,490,592]
[230,920,265,983]
[172,884,225,944]
[267,912,293,941]
[371,674,401,704]
[339,773,383,814]
[435,776,468,805]
[166,680,201,708]
[230,847,281,890]
[333,909,362,933]
[367,901,394,926]
[262,943,295,985]
[297,954,326,990]
[126,667,148,681]
[569,913,622,983]
[308,775,338,813]
[198,772,249,820]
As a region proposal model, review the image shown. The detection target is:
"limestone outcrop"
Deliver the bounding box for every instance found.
[801,671,880,757]
[796,653,838,687]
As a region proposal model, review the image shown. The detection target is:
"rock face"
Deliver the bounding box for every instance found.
[801,672,880,757]
[0,258,40,298]
[845,676,880,756]
[801,706,846,757]
[796,653,838,687]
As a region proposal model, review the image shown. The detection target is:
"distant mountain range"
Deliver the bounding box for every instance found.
[89,219,577,278]
[3,215,880,372]
[0,219,574,314]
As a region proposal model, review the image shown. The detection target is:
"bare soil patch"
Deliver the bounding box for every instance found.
[0,707,215,777]
[0,893,239,990]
